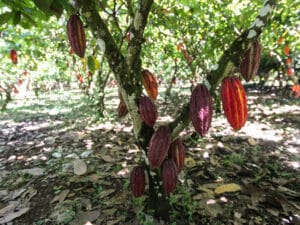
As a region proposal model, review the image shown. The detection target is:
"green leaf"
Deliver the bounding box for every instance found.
[33,0,52,16]
[50,0,63,18]
[87,55,95,73]
[0,12,13,26]
[13,11,21,25]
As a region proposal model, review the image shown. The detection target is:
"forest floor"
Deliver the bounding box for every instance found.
[0,86,299,225]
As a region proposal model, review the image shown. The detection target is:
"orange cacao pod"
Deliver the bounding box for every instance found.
[240,40,262,82]
[67,14,86,58]
[162,159,178,194]
[10,49,18,64]
[141,69,158,100]
[130,166,146,197]
[148,126,171,170]
[139,96,158,127]
[221,76,248,130]
[169,139,185,173]
[189,84,213,137]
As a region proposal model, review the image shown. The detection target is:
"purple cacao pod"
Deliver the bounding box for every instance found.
[139,96,158,127]
[240,40,262,82]
[162,159,178,194]
[67,14,86,58]
[148,126,171,170]
[189,84,213,137]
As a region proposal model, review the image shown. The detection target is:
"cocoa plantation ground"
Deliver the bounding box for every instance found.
[0,87,299,225]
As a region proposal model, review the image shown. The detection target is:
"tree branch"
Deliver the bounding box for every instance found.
[169,0,278,140]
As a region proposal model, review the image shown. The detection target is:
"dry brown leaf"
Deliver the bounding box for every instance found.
[215,183,241,194]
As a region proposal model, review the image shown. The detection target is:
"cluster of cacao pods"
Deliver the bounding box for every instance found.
[130,128,186,197]
[189,40,261,132]
[67,14,86,58]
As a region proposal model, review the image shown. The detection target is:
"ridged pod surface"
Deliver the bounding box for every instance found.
[148,126,171,170]
[10,50,18,64]
[139,96,158,127]
[162,159,178,194]
[117,90,128,117]
[221,77,248,130]
[141,69,158,100]
[169,139,185,173]
[240,40,262,82]
[189,84,213,137]
[130,166,146,197]
[67,14,86,58]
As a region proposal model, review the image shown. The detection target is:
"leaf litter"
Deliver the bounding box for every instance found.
[0,89,299,224]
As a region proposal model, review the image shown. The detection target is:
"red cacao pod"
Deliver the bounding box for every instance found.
[148,126,171,170]
[141,69,158,100]
[130,166,146,197]
[189,84,213,137]
[139,96,158,127]
[10,49,18,64]
[67,14,86,58]
[221,76,248,130]
[169,139,185,173]
[240,40,262,82]
[162,159,178,194]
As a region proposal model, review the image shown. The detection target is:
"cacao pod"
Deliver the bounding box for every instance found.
[10,49,18,64]
[117,90,128,117]
[130,166,146,197]
[148,126,171,170]
[162,159,178,194]
[139,96,158,127]
[67,14,86,58]
[169,138,185,173]
[141,69,158,100]
[117,101,128,118]
[240,40,261,82]
[189,84,213,137]
[221,76,248,130]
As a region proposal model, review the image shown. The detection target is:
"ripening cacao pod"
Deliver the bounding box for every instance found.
[10,49,18,64]
[169,138,185,173]
[162,159,178,194]
[67,14,86,58]
[148,126,171,170]
[141,69,158,100]
[117,90,128,117]
[139,96,158,127]
[221,76,248,130]
[189,84,213,137]
[130,166,146,197]
[240,40,262,82]
[117,101,128,118]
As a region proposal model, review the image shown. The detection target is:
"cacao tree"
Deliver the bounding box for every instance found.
[0,0,286,220]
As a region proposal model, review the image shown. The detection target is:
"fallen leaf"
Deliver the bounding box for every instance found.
[20,168,45,176]
[51,190,70,203]
[0,208,30,224]
[215,183,241,194]
[70,211,100,225]
[247,137,256,146]
[74,159,87,175]
[185,157,196,168]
